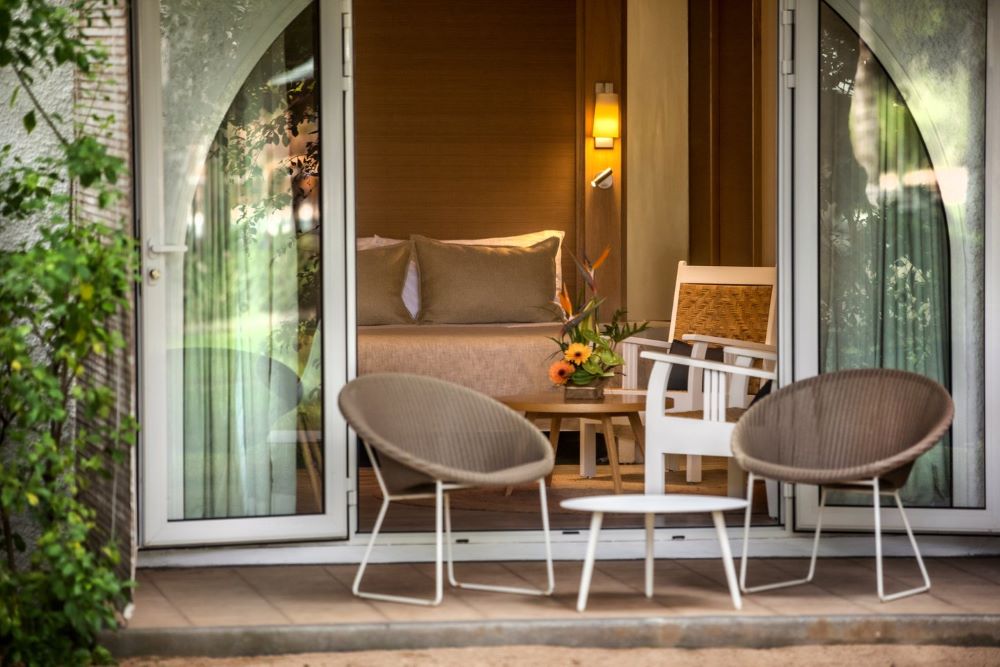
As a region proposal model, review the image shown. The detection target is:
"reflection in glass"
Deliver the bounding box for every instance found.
[818,2,959,507]
[161,2,323,519]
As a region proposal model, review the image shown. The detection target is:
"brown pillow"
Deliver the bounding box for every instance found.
[412,235,561,324]
[357,242,414,326]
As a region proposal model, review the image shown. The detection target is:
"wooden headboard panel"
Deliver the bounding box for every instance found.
[353,0,578,291]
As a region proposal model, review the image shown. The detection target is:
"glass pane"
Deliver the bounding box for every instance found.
[818,0,986,508]
[160,1,323,519]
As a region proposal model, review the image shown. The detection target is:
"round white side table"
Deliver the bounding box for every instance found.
[560,494,749,612]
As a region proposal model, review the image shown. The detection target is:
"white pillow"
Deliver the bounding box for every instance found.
[357,230,566,320]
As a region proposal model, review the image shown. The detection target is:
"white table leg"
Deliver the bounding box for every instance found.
[580,420,597,478]
[577,511,604,612]
[711,510,742,610]
[644,512,655,598]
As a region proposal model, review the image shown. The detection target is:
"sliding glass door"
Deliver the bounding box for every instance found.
[791,0,1000,531]
[137,0,352,545]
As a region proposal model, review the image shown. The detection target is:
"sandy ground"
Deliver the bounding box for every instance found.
[122,645,1000,667]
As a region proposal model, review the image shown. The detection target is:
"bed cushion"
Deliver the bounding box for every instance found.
[357,242,415,325]
[413,235,561,324]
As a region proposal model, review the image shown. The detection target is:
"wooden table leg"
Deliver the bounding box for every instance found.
[600,416,623,494]
[546,416,562,485]
[626,412,646,460]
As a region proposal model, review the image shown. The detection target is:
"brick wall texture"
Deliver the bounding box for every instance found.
[74,1,136,585]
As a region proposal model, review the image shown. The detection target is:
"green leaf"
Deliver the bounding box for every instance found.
[23,109,36,134]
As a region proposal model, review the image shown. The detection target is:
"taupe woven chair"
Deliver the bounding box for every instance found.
[732,368,954,602]
[338,373,555,606]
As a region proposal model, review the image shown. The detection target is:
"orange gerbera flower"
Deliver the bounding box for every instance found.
[564,342,592,365]
[548,360,575,385]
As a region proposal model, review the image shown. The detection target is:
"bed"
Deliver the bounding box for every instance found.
[357,322,562,397]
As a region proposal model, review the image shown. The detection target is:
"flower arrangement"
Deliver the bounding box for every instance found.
[548,247,649,394]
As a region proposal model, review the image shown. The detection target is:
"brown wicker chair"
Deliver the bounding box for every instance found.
[338,373,555,606]
[731,368,954,602]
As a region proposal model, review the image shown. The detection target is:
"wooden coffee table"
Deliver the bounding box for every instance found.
[499,392,653,494]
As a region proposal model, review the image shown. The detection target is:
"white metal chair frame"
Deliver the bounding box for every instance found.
[642,348,777,497]
[739,474,931,602]
[352,439,556,606]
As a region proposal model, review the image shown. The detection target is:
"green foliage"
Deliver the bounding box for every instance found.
[0,0,137,664]
[552,251,648,387]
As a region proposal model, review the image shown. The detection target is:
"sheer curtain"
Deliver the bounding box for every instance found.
[819,4,951,506]
[168,8,318,519]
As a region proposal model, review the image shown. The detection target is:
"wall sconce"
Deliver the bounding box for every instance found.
[592,82,619,149]
[591,167,613,189]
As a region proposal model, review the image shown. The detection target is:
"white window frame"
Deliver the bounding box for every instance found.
[135,0,351,546]
[791,0,1000,533]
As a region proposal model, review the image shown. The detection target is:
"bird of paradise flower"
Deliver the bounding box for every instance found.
[548,247,649,386]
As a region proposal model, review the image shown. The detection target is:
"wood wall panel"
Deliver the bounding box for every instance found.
[353,0,579,290]
[689,0,772,268]
[626,0,688,322]
[580,0,626,314]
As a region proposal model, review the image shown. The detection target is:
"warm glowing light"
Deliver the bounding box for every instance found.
[592,91,620,148]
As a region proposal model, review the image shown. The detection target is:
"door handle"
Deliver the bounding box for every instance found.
[148,242,188,255]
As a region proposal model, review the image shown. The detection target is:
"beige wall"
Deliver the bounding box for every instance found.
[626,0,689,322]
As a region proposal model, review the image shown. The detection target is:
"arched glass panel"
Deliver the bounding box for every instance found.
[161,2,323,520]
[818,1,985,508]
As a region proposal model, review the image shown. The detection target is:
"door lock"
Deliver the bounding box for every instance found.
[148,268,162,282]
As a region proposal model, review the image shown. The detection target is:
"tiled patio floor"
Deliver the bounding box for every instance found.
[130,556,1000,628]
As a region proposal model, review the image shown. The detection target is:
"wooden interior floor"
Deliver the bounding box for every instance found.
[356,457,778,533]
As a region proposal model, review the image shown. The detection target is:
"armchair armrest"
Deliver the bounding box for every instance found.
[621,335,672,351]
[640,350,776,380]
[723,345,777,362]
[681,334,775,353]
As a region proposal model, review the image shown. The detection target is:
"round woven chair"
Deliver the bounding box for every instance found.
[731,368,954,602]
[338,372,555,606]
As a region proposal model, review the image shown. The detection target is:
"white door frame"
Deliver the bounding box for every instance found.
[135,0,351,546]
[791,0,1000,533]
[136,0,1000,566]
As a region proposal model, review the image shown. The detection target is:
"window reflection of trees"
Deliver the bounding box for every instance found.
[819,3,952,506]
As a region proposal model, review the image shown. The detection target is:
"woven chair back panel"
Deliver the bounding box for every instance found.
[339,374,551,493]
[672,283,772,343]
[732,369,953,484]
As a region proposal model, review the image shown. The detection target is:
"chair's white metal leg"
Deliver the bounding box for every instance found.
[539,479,556,595]
[738,472,755,593]
[874,478,884,601]
[577,511,604,612]
[741,476,823,594]
[876,488,932,602]
[433,481,444,605]
[446,480,555,597]
[686,454,703,483]
[645,512,655,598]
[645,448,666,495]
[353,487,445,606]
[352,495,389,597]
[712,510,742,610]
[444,491,458,587]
